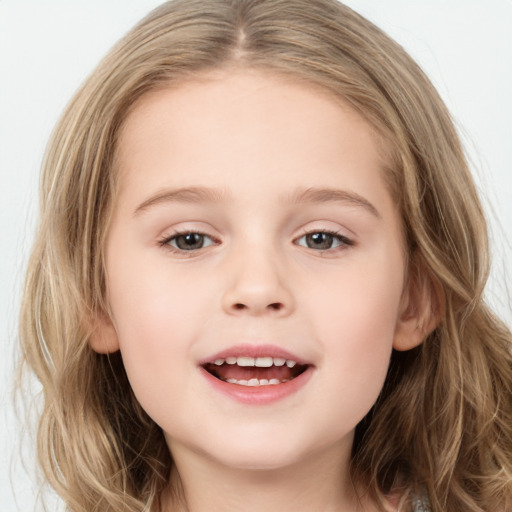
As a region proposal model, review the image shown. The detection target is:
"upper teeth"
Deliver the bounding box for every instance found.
[213,356,297,368]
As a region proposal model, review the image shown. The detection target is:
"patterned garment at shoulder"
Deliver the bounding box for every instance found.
[412,493,431,512]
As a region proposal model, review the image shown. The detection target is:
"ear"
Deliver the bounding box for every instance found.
[393,257,444,352]
[88,312,120,354]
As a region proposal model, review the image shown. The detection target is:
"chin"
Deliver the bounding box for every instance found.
[211,448,306,472]
[207,429,326,472]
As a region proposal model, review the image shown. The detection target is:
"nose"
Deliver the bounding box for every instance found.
[221,245,295,317]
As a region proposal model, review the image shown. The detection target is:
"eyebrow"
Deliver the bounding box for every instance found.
[133,186,228,215]
[286,187,381,218]
[133,185,381,219]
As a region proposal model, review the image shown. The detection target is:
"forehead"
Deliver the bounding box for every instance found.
[114,68,393,211]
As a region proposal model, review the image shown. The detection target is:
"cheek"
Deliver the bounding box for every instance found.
[108,245,211,339]
[305,250,404,404]
[105,253,211,405]
[309,248,403,338]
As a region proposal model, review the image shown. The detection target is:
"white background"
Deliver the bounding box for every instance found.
[1,1,511,510]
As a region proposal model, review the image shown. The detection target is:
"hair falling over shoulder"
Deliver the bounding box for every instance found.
[18,1,512,511]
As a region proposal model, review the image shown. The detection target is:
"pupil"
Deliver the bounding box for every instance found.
[177,233,203,250]
[307,233,333,250]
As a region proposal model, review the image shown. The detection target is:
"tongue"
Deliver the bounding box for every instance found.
[205,364,297,381]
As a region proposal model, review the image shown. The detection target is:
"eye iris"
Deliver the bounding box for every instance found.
[306,232,333,249]
[176,233,204,250]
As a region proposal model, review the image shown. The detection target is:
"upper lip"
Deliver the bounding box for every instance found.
[198,343,311,366]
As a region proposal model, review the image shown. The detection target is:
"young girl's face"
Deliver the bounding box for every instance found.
[99,69,415,473]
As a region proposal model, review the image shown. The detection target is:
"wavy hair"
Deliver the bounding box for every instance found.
[19,1,512,511]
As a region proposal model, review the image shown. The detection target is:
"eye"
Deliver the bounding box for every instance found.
[161,231,216,251]
[295,230,353,251]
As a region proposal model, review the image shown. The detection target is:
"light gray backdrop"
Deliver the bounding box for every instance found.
[1,1,511,510]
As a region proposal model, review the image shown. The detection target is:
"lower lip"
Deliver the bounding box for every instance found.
[199,366,314,405]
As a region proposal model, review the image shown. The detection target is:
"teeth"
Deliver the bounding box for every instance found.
[224,377,289,386]
[237,356,255,366]
[210,356,299,367]
[255,357,273,367]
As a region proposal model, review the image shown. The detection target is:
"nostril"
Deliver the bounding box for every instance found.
[232,302,283,311]
[226,300,289,315]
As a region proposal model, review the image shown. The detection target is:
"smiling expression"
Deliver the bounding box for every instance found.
[96,68,414,471]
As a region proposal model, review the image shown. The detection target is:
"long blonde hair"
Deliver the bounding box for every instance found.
[19,1,512,511]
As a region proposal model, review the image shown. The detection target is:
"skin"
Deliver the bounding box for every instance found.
[92,68,428,512]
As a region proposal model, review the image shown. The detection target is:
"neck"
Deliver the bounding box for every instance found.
[160,440,375,512]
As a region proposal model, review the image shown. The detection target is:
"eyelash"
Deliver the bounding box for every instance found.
[295,229,354,252]
[158,229,354,255]
[158,230,219,255]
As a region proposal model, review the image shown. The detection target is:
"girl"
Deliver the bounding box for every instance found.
[19,1,512,511]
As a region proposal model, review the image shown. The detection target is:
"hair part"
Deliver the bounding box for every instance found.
[19,1,512,511]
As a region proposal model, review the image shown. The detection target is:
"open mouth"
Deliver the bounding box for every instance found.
[202,356,309,386]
